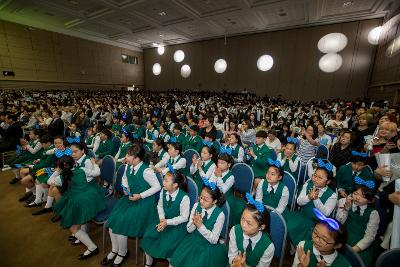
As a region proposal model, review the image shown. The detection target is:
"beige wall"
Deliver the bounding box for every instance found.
[367,13,400,103]
[144,19,381,101]
[0,20,143,90]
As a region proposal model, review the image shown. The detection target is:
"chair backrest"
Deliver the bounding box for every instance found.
[155,172,163,201]
[232,163,254,193]
[114,164,126,195]
[183,149,200,175]
[282,171,297,210]
[266,206,287,267]
[100,155,116,184]
[186,177,198,210]
[341,244,365,267]
[375,248,400,267]
[220,202,230,243]
[316,145,329,160]
[302,157,316,185]
[112,136,121,155]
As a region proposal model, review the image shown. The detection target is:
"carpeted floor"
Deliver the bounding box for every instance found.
[0,169,161,267]
[0,169,293,267]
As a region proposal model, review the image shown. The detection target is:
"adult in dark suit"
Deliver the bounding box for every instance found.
[47,110,64,137]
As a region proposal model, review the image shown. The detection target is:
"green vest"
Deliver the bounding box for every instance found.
[78,155,90,167]
[85,135,94,146]
[146,128,156,140]
[168,155,183,166]
[281,152,298,175]
[176,133,186,144]
[112,124,122,135]
[303,240,350,267]
[249,144,271,178]
[345,206,374,246]
[185,135,202,152]
[262,180,285,209]
[195,204,222,237]
[337,164,374,194]
[32,145,56,171]
[234,225,272,267]
[127,163,150,194]
[195,160,214,181]
[117,142,132,160]
[221,171,234,199]
[301,181,334,219]
[159,132,170,142]
[158,149,167,161]
[162,189,186,219]
[229,144,241,160]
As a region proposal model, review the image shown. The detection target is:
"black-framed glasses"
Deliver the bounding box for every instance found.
[312,230,335,246]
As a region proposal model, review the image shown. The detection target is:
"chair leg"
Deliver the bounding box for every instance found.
[102,224,106,254]
[135,238,139,266]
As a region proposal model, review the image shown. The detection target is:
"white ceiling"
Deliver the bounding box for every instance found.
[0,0,398,51]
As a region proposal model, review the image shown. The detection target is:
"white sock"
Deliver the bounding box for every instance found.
[33,184,43,204]
[74,229,97,255]
[145,253,153,266]
[108,229,118,260]
[13,169,20,178]
[42,187,48,202]
[114,234,128,264]
[81,224,88,232]
[44,196,54,208]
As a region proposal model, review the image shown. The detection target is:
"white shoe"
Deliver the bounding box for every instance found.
[2,166,11,171]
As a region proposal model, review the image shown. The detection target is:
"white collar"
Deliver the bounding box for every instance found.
[230,143,237,149]
[158,149,165,156]
[267,182,279,192]
[221,169,229,177]
[312,245,338,266]
[166,189,179,201]
[352,203,368,215]
[76,154,87,164]
[202,204,216,219]
[172,155,181,161]
[132,161,143,173]
[243,231,262,249]
[203,159,211,165]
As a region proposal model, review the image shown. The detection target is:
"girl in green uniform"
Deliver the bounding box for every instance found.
[114,131,132,170]
[170,178,228,267]
[226,133,245,163]
[336,177,379,267]
[158,123,171,143]
[228,196,275,267]
[286,160,337,245]
[209,153,236,226]
[53,155,105,260]
[255,159,289,216]
[158,142,186,176]
[277,137,300,178]
[293,208,350,267]
[102,144,161,267]
[141,170,190,266]
[190,143,217,194]
[151,138,169,169]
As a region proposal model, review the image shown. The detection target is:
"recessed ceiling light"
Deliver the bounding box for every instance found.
[159,11,167,16]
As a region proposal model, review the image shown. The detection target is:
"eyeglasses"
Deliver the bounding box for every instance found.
[312,230,335,246]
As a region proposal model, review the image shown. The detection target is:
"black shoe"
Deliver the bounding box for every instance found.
[68,235,76,241]
[110,251,129,267]
[51,214,61,222]
[32,207,52,216]
[79,247,99,260]
[25,194,35,204]
[24,201,42,208]
[18,191,33,202]
[71,239,81,246]
[10,177,21,185]
[101,252,117,265]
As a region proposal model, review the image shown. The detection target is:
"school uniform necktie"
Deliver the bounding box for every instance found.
[246,239,253,253]
[167,194,172,207]
[204,211,208,220]
[356,206,361,215]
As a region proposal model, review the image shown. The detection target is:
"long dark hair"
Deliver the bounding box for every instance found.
[168,171,188,192]
[202,186,225,207]
[59,156,75,192]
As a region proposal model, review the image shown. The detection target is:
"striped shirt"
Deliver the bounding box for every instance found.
[298,137,317,165]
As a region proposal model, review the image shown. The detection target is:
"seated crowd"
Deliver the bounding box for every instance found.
[0,89,399,267]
